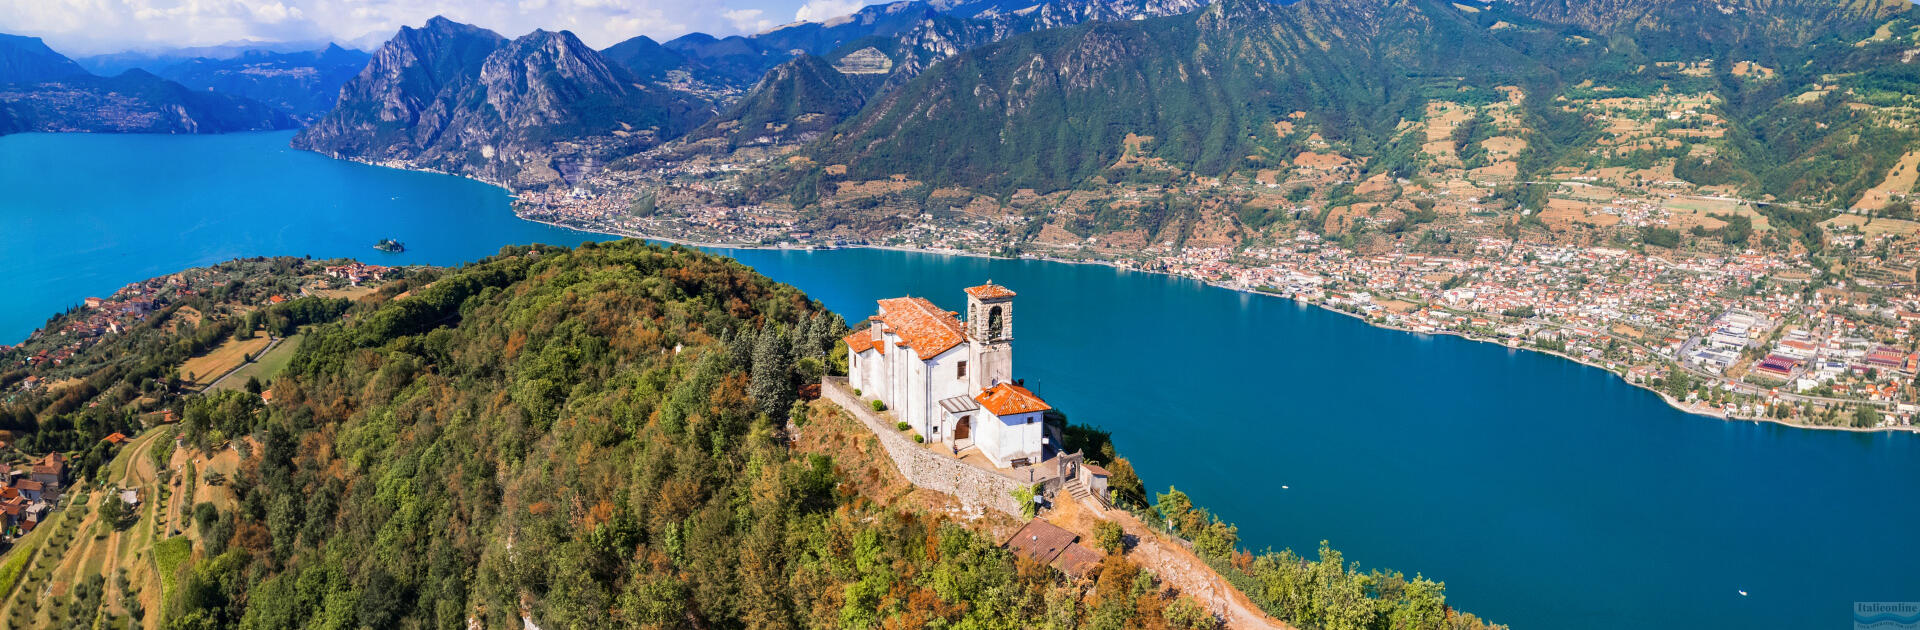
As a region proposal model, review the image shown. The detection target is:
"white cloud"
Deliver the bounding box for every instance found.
[0,0,813,56]
[722,8,775,33]
[794,0,868,23]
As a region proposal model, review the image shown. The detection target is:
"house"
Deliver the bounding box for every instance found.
[1003,519,1101,578]
[103,432,129,445]
[845,282,1051,468]
[1083,462,1111,502]
[29,453,64,492]
[13,479,44,502]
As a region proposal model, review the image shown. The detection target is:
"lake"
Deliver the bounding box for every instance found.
[4,131,1916,629]
[0,131,609,344]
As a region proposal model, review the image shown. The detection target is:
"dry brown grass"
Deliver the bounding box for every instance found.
[1824,213,1920,240]
[1852,150,1920,211]
[309,284,378,300]
[180,332,272,388]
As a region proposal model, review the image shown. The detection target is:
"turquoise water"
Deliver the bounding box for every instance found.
[0,131,609,344]
[716,247,1920,630]
[4,132,1917,629]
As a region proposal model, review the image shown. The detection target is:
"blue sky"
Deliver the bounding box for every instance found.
[0,0,887,56]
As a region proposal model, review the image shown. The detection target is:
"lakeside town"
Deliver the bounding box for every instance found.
[2,260,392,391]
[510,144,1920,432]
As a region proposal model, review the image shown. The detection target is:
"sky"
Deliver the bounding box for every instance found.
[0,0,888,56]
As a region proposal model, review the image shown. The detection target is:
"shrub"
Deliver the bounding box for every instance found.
[1094,520,1126,554]
[1164,597,1217,630]
[871,400,887,412]
[895,421,910,431]
[852,388,861,396]
[1011,483,1043,518]
[913,435,924,443]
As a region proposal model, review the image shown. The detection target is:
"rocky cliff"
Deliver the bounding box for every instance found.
[294,18,701,189]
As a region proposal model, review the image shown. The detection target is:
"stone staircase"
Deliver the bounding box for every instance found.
[1065,478,1097,505]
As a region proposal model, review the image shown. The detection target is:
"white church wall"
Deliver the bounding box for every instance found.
[975,410,1043,467]
[919,346,970,438]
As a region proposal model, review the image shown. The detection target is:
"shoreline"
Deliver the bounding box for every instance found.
[516,210,1920,436]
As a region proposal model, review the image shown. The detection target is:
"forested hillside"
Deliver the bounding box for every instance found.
[142,242,1210,628]
[0,243,1514,628]
[797,0,1916,208]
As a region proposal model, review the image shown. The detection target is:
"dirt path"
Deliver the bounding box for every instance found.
[1073,494,1292,630]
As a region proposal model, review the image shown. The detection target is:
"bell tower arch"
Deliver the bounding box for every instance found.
[964,282,1016,391]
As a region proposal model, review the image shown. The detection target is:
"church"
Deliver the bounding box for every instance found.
[844,282,1052,468]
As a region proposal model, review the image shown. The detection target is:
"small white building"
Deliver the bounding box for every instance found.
[845,282,1050,468]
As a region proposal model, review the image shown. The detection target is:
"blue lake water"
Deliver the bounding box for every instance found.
[0,131,609,344]
[4,131,1917,629]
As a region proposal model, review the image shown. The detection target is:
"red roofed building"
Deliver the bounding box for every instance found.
[847,282,1045,467]
[976,382,1051,415]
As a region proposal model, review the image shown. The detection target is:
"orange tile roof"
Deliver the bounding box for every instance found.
[975,382,1051,416]
[965,282,1017,300]
[843,330,884,355]
[877,297,966,356]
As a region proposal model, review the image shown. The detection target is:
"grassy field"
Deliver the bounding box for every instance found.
[180,331,272,388]
[1824,213,1920,240]
[150,536,188,598]
[208,331,303,393]
[0,528,40,605]
[309,284,377,300]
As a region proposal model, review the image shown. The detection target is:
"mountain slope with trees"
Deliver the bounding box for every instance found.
[788,0,1913,209]
[0,35,297,136]
[0,242,1513,629]
[155,44,373,122]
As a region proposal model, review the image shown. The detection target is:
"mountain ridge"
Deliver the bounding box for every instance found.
[295,20,704,188]
[0,35,298,136]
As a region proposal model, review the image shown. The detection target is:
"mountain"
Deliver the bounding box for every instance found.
[793,0,1914,203]
[1502,0,1907,54]
[293,17,505,160]
[0,35,296,136]
[0,34,89,84]
[294,2,1217,185]
[679,54,887,151]
[812,0,1536,190]
[295,18,704,188]
[74,39,345,76]
[941,0,1210,32]
[598,35,690,82]
[661,32,792,85]
[156,44,373,121]
[677,0,1206,153]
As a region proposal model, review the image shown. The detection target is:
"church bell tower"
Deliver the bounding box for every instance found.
[964,282,1015,391]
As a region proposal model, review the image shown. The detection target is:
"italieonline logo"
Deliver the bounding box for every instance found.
[1856,602,1920,630]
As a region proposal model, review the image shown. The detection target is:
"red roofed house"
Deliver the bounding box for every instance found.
[846,282,1049,467]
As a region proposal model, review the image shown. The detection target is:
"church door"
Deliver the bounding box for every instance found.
[954,416,971,440]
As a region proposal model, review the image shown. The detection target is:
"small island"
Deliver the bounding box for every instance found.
[373,238,405,253]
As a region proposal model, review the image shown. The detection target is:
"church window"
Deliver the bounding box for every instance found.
[988,305,1004,339]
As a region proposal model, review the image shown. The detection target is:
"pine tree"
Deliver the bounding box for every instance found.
[751,325,793,420]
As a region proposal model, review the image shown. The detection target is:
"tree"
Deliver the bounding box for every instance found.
[1093,520,1125,555]
[96,494,130,530]
[750,325,794,420]
[1852,406,1880,428]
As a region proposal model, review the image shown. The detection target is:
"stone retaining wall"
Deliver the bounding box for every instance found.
[822,377,1029,516]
